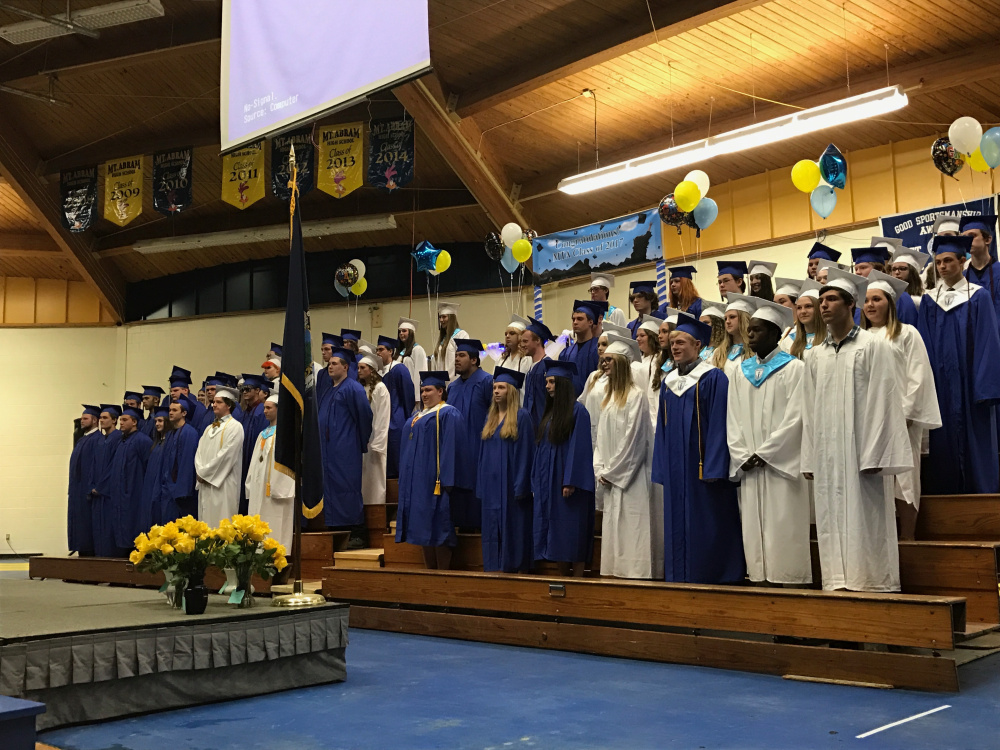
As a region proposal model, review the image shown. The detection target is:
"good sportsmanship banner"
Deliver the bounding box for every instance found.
[103,155,144,227]
[271,128,314,201]
[317,123,363,199]
[152,147,193,216]
[221,141,265,210]
[59,166,97,232]
[879,196,998,249]
[368,117,413,191]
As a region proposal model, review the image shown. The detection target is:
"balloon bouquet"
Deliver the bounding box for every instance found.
[333,258,371,327]
[485,222,535,318]
[659,170,718,237]
[931,117,1000,178]
[790,144,847,220]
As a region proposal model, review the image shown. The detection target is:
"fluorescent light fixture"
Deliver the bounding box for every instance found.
[0,0,164,45]
[558,85,908,195]
[133,214,397,255]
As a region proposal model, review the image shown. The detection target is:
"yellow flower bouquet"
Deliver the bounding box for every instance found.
[130,516,218,614]
[209,514,289,608]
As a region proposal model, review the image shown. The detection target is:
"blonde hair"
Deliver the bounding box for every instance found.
[481,383,520,441]
[861,289,902,341]
[435,314,460,362]
[601,354,633,409]
[790,301,827,359]
[712,310,752,369]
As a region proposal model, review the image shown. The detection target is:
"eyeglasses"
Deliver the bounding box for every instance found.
[599,356,613,364]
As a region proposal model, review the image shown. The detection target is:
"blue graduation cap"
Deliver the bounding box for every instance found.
[330,346,354,363]
[674,312,712,347]
[99,403,121,419]
[205,374,226,387]
[419,371,450,388]
[377,335,399,351]
[717,260,748,278]
[121,405,143,420]
[269,342,283,357]
[526,316,553,342]
[542,359,577,380]
[494,366,526,389]
[169,365,191,383]
[930,234,973,257]
[123,390,142,403]
[808,242,841,262]
[960,214,997,237]
[455,338,484,355]
[240,373,270,390]
[668,265,697,279]
[176,393,199,416]
[851,247,891,265]
[142,385,164,398]
[82,404,101,417]
[572,299,605,322]
[322,332,340,346]
[629,280,657,295]
[340,328,361,342]
[214,371,238,387]
[153,405,169,417]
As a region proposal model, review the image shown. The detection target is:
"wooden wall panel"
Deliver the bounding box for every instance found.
[768,168,811,238]
[893,138,944,213]
[67,281,102,324]
[698,184,734,254]
[810,169,854,230]
[851,145,897,222]
[35,279,67,324]
[942,167,994,205]
[3,277,34,324]
[732,174,771,245]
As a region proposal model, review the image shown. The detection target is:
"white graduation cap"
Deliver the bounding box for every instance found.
[266,393,279,404]
[773,277,802,297]
[823,267,870,305]
[662,307,683,325]
[359,339,376,354]
[639,317,663,335]
[748,297,795,330]
[398,316,418,332]
[725,293,756,315]
[262,356,281,369]
[358,351,381,372]
[932,214,961,235]
[870,236,904,252]
[891,247,931,272]
[797,278,823,300]
[604,332,641,362]
[438,301,461,316]
[700,300,727,320]
[866,269,908,302]
[590,272,615,290]
[747,259,777,277]
[507,314,529,332]
[599,320,630,339]
[817,258,847,272]
[215,386,240,402]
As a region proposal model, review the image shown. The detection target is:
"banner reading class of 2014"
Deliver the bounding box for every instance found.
[317,123,363,199]
[368,117,413,191]
[59,167,97,232]
[152,147,193,216]
[221,140,265,210]
[103,155,144,227]
[271,128,314,201]
[879,195,998,260]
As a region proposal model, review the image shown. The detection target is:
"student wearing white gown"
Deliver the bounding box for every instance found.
[245,394,294,551]
[358,351,390,506]
[631,312,666,424]
[396,316,428,404]
[589,272,628,327]
[889,247,931,315]
[195,386,246,526]
[781,279,824,358]
[578,323,619,512]
[802,268,912,592]
[861,271,941,540]
[497,314,533,375]
[715,294,754,379]
[727,298,811,585]
[594,333,662,579]
[431,301,469,381]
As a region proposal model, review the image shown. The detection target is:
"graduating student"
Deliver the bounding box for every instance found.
[498,315,532,373]
[375,335,415,478]
[245,394,294,551]
[123,390,143,432]
[659,265,703,319]
[137,405,169,531]
[862,271,942,540]
[316,332,336,403]
[318,346,373,541]
[194,386,245,526]
[101,405,153,558]
[432,302,470,380]
[161,397,199,520]
[477,367,535,573]
[238,374,270,514]
[806,242,842,280]
[532,360,595,577]
[447,338,494,530]
[714,293,755,378]
[890,247,930,315]
[783,279,825,358]
[632,312,666,423]
[918,234,1000,495]
[90,404,121,556]
[747,260,777,302]
[857,241,919,325]
[772,278,799,310]
[559,299,605,396]
[962,214,1000,323]
[67,404,102,556]
[396,371,469,569]
[590,272,628,327]
[803,268,911,592]
[358,351,390,507]
[139,386,164,440]
[717,260,748,298]
[521,316,554,428]
[653,314,745,584]
[341,328,362,354]
[396,317,428,403]
[267,342,283,360]
[167,365,207,426]
[627,280,660,339]
[579,322,626,500]
[698,301,727,361]
[595,334,662,580]
[727,298,811,586]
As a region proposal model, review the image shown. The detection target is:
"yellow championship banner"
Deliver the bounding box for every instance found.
[317,123,363,199]
[103,155,144,227]
[221,140,265,210]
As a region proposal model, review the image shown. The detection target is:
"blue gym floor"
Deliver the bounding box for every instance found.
[40,626,1000,750]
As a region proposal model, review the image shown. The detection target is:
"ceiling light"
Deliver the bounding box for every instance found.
[0,0,164,45]
[558,85,908,195]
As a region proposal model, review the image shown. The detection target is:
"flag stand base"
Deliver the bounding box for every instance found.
[272,579,326,607]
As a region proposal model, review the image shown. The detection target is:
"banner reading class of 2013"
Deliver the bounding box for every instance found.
[368,117,413,191]
[879,195,998,260]
[103,155,144,227]
[59,166,97,232]
[317,123,363,199]
[271,128,314,201]
[152,147,193,216]
[221,140,265,210]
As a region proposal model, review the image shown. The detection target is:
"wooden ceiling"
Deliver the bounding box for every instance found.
[0,0,997,320]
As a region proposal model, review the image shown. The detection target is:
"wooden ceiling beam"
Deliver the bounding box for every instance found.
[0,233,61,254]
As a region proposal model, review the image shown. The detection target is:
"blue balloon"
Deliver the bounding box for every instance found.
[981,127,1000,169]
[411,240,441,273]
[692,197,719,230]
[810,185,837,219]
[819,143,847,189]
[334,280,349,298]
[500,247,520,273]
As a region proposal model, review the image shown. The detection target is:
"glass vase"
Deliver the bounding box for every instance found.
[183,569,209,615]
[235,564,254,609]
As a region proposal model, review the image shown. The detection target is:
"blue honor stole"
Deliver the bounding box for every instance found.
[741,350,794,388]
[727,343,743,361]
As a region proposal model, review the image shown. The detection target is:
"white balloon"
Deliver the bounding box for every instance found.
[949,116,983,156]
[685,169,710,198]
[349,258,366,279]
[500,222,523,249]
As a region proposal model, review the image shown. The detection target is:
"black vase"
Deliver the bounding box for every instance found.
[183,572,209,615]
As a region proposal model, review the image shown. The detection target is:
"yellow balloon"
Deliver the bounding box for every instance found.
[511,238,532,263]
[965,149,990,173]
[674,180,701,213]
[435,250,452,273]
[350,278,367,295]
[791,160,821,193]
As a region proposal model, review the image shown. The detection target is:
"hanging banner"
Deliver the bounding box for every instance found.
[879,195,998,259]
[103,155,144,227]
[271,128,314,201]
[317,123,364,199]
[59,166,97,232]
[531,209,663,285]
[221,140,265,210]
[152,147,193,216]
[368,117,413,192]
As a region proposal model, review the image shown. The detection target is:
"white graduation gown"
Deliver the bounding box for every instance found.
[605,306,628,328]
[802,329,911,592]
[873,324,942,509]
[194,415,245,527]
[396,344,428,404]
[362,381,390,505]
[727,352,812,584]
[497,352,532,376]
[630,355,659,426]
[431,329,469,382]
[578,372,608,511]
[594,384,663,579]
[245,426,295,551]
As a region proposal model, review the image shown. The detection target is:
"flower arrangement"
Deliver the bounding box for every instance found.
[130,516,217,610]
[209,515,288,608]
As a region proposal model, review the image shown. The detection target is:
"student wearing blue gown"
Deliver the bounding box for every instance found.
[341,328,363,380]
[139,386,164,440]
[318,347,373,531]
[396,371,469,569]
[375,335,415,478]
[447,338,494,530]
[238,374,270,514]
[653,313,745,583]
[961,215,1000,324]
[658,265,703,320]
[531,360,595,576]
[316,332,340,405]
[137,406,169,532]
[806,241,841,280]
[477,367,535,573]
[918,234,1000,494]
[68,405,102,556]
[90,405,122,557]
[101,406,152,557]
[161,398,200,520]
[627,279,660,340]
[559,299,605,396]
[521,316,553,429]
[123,390,143,434]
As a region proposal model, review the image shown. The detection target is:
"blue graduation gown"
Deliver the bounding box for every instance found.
[446,368,494,528]
[137,440,166,531]
[319,377,373,526]
[558,336,599,396]
[531,401,595,563]
[478,409,535,572]
[658,298,702,319]
[90,429,120,557]
[896,291,918,327]
[104,431,152,555]
[161,423,199,520]
[918,286,1000,494]
[316,367,331,406]
[652,367,745,583]
[396,404,467,547]
[67,430,101,555]
[523,356,549,429]
[239,402,268,514]
[139,415,157,440]
[967,261,1000,323]
[383,363,415,478]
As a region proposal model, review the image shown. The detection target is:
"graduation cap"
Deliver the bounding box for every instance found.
[932,214,961,235]
[700,300,727,320]
[377,335,399,351]
[507,314,530,332]
[747,260,777,277]
[123,390,143,403]
[590,272,616,289]
[204,374,226,387]
[340,328,361,342]
[215,371,238,387]
[169,365,192,388]
[797,278,823,300]
[747,297,795,331]
[359,339,376,355]
[807,242,841,262]
[269,342,283,357]
[82,404,102,417]
[821,267,870,305]
[867,269,908,302]
[773,277,801,297]
[668,265,697,279]
[240,373,270,390]
[816,258,847,273]
[601,321,631,338]
[960,214,997,237]
[357,351,381,372]
[438,301,460,316]
[717,260,748,278]
[870,236,904,253]
[99,403,122,419]
[176,393,199,415]
[329,347,354,363]
[605,333,641,362]
[322,332,340,346]
[542,359,577,380]
[121,404,143,420]
[397,316,419,332]
[153,405,169,417]
[419,370,450,388]
[215,386,240,402]
[142,385,165,398]
[639,314,666,335]
[572,299,605,322]
[674,312,712,347]
[261,356,282,369]
[493,366,526,389]
[725,293,756,315]
[629,280,657,295]
[526,316,553,342]
[930,234,973,257]
[891,247,931,272]
[266,393,279,405]
[851,246,891,266]
[455,339,484,357]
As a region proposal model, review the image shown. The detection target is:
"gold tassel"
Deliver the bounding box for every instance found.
[698,463,703,480]
[266,482,271,496]
[433,480,442,496]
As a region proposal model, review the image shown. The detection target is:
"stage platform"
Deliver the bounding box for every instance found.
[0,579,348,730]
